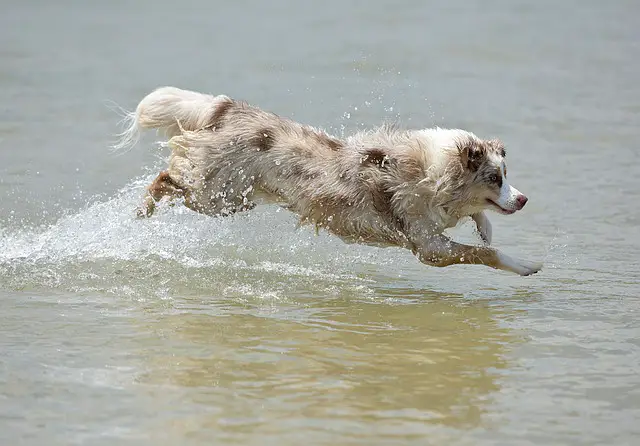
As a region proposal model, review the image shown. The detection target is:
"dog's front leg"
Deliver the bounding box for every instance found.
[472,212,492,245]
[414,234,542,276]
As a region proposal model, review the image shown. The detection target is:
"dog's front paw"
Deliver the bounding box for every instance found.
[498,253,543,276]
[515,259,543,276]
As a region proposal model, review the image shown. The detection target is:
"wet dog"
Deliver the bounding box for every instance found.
[114,87,542,276]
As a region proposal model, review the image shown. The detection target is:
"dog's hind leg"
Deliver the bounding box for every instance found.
[138,170,259,218]
[137,171,189,218]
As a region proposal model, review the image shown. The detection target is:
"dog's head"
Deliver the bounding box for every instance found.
[458,135,528,215]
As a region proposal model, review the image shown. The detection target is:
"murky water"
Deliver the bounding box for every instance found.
[1,1,639,445]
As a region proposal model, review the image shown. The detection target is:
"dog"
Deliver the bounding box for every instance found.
[113,87,542,276]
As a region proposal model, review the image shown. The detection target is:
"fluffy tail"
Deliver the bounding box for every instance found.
[111,86,230,152]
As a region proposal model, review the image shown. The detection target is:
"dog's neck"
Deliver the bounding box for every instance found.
[428,156,473,220]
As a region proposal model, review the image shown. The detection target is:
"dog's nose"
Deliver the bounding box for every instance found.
[516,195,528,209]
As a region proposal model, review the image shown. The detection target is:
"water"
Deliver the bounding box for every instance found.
[1,1,639,445]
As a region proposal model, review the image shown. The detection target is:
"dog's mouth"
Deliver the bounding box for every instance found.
[486,199,516,215]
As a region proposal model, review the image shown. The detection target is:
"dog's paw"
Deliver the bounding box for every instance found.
[517,260,543,276]
[136,196,156,218]
[498,253,543,276]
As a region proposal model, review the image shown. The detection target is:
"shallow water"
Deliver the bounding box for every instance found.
[1,1,640,445]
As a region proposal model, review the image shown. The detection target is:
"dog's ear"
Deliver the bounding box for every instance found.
[488,139,506,158]
[460,143,486,172]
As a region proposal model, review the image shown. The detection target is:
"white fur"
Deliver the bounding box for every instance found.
[112,87,232,152]
[472,212,492,245]
[497,252,543,276]
[495,183,523,211]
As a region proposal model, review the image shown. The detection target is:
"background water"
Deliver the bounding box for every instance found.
[1,1,639,445]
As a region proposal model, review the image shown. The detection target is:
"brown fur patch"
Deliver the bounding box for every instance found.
[253,128,275,151]
[138,171,191,218]
[207,98,234,130]
[148,171,184,200]
[460,137,506,171]
[361,148,391,167]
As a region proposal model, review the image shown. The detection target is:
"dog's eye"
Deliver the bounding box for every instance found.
[489,174,499,184]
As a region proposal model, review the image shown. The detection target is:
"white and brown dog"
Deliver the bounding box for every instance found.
[114,87,542,276]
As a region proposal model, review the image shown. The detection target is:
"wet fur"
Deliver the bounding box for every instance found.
[114,87,542,276]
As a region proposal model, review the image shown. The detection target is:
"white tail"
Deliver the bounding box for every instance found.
[111,86,230,152]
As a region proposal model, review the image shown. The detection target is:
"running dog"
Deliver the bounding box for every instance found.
[114,87,542,276]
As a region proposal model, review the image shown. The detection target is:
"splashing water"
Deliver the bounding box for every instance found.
[0,175,416,299]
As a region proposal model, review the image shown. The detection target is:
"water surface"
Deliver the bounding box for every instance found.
[1,1,639,445]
